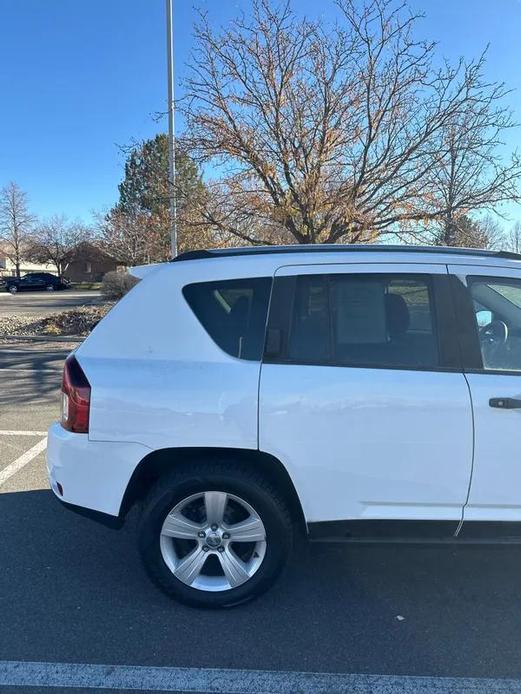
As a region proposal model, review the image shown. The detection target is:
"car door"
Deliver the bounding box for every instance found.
[20,274,40,291]
[448,265,521,530]
[31,274,47,290]
[259,263,474,535]
[17,276,32,291]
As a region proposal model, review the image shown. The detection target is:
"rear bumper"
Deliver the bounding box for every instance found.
[46,422,151,518]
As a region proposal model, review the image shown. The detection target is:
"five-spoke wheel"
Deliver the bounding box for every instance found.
[138,464,293,607]
[160,491,267,591]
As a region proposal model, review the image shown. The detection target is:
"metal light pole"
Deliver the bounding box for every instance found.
[166,0,177,257]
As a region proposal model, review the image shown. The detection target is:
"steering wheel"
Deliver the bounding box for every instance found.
[479,319,509,346]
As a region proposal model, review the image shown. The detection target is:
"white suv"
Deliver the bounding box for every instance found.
[47,245,521,607]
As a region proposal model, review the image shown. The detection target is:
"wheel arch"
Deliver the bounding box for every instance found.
[120,447,307,534]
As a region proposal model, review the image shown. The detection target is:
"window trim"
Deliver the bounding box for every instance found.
[451,273,521,377]
[263,272,461,373]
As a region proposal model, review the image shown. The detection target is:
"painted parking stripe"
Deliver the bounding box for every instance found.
[0,662,520,693]
[0,430,47,436]
[0,438,47,486]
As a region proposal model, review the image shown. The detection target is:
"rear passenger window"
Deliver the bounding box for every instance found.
[288,274,439,369]
[183,278,271,361]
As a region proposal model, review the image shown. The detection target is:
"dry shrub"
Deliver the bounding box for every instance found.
[101,271,140,300]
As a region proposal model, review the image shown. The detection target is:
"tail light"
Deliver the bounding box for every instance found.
[61,355,91,433]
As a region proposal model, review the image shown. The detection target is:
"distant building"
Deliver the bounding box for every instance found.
[0,246,55,277]
[62,242,124,283]
[0,241,124,282]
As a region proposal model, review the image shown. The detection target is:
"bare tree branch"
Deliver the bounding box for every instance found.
[29,216,91,275]
[0,182,35,277]
[181,0,520,245]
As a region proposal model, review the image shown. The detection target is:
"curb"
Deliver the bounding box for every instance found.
[0,335,83,343]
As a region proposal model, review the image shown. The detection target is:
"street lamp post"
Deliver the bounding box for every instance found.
[165,0,177,257]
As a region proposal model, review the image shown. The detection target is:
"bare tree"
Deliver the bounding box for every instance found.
[29,216,91,276]
[0,182,34,277]
[182,0,520,245]
[505,221,521,253]
[96,205,157,267]
[431,213,502,249]
[425,55,521,246]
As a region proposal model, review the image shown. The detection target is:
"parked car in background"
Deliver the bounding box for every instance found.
[47,244,521,608]
[4,272,70,294]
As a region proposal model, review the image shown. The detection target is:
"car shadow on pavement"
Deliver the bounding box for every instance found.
[0,375,58,408]
[0,347,66,408]
[2,489,521,679]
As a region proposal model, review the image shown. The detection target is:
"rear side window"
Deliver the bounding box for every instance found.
[183,277,271,361]
[287,274,439,369]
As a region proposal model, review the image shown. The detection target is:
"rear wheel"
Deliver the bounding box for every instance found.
[46,284,55,291]
[138,463,293,608]
[8,285,17,294]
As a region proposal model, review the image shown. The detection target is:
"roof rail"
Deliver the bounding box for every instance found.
[171,244,521,263]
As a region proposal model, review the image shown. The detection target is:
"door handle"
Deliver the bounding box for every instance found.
[489,397,521,409]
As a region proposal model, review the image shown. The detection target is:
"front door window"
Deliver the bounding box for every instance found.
[468,277,521,372]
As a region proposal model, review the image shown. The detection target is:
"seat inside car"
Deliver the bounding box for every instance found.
[335,289,437,368]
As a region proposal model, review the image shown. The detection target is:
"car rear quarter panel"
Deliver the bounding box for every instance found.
[76,262,262,452]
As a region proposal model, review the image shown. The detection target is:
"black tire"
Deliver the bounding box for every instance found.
[46,285,55,291]
[138,461,293,608]
[8,285,17,294]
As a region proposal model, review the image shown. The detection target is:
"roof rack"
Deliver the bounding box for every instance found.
[171,244,521,263]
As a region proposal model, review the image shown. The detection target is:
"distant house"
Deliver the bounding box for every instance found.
[63,242,124,283]
[0,244,55,277]
[0,241,124,283]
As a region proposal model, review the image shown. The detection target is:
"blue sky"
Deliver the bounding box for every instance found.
[1,0,520,225]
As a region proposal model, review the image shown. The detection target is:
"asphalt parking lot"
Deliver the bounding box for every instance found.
[2,343,521,693]
[0,290,102,317]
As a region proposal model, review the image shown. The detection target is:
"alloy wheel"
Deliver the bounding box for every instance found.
[159,491,267,592]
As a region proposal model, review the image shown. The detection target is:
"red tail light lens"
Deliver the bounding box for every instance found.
[61,355,91,433]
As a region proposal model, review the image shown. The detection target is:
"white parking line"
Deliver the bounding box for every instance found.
[0,430,47,436]
[0,661,519,693]
[0,438,47,486]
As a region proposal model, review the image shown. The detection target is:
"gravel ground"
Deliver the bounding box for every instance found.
[0,304,112,338]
